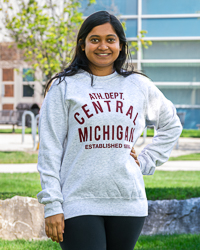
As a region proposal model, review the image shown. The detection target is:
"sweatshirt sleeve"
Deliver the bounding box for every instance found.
[137,78,182,175]
[37,79,68,218]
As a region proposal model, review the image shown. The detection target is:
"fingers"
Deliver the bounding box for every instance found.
[130,147,140,167]
[57,224,64,243]
[45,213,64,243]
[130,147,137,160]
[62,216,65,232]
[135,159,140,166]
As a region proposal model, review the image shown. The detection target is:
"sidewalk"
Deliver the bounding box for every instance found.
[0,131,200,156]
[0,130,200,172]
[0,132,39,153]
[0,161,200,173]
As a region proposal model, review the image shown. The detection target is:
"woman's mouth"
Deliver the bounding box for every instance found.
[95,53,111,57]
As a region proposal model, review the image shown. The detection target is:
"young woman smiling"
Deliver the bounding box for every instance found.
[37,11,182,250]
[82,22,122,76]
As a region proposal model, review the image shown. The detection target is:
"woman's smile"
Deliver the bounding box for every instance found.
[95,53,111,56]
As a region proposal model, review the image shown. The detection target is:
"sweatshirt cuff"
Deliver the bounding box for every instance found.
[44,201,64,218]
[138,155,155,175]
[138,156,145,174]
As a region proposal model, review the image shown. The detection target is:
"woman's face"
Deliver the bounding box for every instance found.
[82,22,122,76]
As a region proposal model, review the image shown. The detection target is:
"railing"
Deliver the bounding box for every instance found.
[21,111,39,150]
[0,110,40,150]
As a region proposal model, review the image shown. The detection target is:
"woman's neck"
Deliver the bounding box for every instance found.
[88,64,115,76]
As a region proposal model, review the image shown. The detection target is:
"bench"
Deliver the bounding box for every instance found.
[0,110,24,132]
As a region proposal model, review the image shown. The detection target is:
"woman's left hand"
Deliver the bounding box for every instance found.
[130,147,140,167]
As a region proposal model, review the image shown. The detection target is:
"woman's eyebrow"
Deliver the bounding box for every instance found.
[89,34,117,38]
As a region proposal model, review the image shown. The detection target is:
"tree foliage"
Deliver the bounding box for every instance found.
[0,0,151,92]
[0,0,94,87]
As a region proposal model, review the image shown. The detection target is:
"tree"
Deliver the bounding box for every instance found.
[129,30,152,63]
[0,0,150,95]
[0,0,95,94]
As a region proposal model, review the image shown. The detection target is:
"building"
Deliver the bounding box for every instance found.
[1,0,200,128]
[0,43,44,110]
[80,0,200,129]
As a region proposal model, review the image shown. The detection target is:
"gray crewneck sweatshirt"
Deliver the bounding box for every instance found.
[37,71,182,219]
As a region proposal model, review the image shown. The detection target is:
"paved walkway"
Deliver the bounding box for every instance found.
[0,127,200,172]
[0,163,37,173]
[0,161,200,173]
[0,132,39,152]
[0,131,200,156]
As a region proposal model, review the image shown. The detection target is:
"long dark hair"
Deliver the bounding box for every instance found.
[44,11,147,97]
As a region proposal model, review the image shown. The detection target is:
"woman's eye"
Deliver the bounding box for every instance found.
[91,38,99,42]
[108,38,115,42]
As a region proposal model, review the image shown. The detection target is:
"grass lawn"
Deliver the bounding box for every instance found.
[143,171,200,200]
[0,151,200,164]
[169,153,200,161]
[142,129,200,138]
[0,151,38,164]
[1,128,200,138]
[135,234,200,250]
[0,234,200,250]
[0,127,38,134]
[0,173,41,199]
[1,171,200,200]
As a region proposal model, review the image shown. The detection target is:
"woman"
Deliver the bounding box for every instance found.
[37,11,182,250]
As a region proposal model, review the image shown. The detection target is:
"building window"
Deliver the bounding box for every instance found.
[142,0,200,15]
[141,63,200,82]
[196,89,200,105]
[23,85,34,97]
[23,68,35,82]
[158,88,193,105]
[142,18,200,37]
[80,0,138,16]
[121,19,137,38]
[2,104,14,110]
[142,41,200,60]
[2,68,14,81]
[4,84,14,97]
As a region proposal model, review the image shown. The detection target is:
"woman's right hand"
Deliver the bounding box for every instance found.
[45,213,65,243]
[130,147,140,167]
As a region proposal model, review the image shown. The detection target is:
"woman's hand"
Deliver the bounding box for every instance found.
[45,213,65,243]
[130,147,140,167]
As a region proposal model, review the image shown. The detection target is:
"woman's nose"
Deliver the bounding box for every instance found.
[98,43,108,50]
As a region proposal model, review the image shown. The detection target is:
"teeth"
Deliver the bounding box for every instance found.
[97,53,109,55]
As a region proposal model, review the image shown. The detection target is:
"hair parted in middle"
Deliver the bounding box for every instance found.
[44,10,147,97]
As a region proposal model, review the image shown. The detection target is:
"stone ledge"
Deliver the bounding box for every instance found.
[0,196,200,240]
[0,196,46,240]
[142,198,200,235]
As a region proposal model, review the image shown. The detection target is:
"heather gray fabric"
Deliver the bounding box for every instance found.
[37,71,182,219]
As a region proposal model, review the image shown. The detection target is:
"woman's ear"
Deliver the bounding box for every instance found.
[79,39,85,51]
[120,43,123,51]
[81,45,85,51]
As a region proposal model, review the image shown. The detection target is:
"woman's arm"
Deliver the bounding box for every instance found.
[137,79,182,175]
[37,79,68,217]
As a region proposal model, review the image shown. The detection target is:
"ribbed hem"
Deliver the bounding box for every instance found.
[44,201,64,218]
[138,156,146,174]
[138,155,156,175]
[62,198,148,220]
